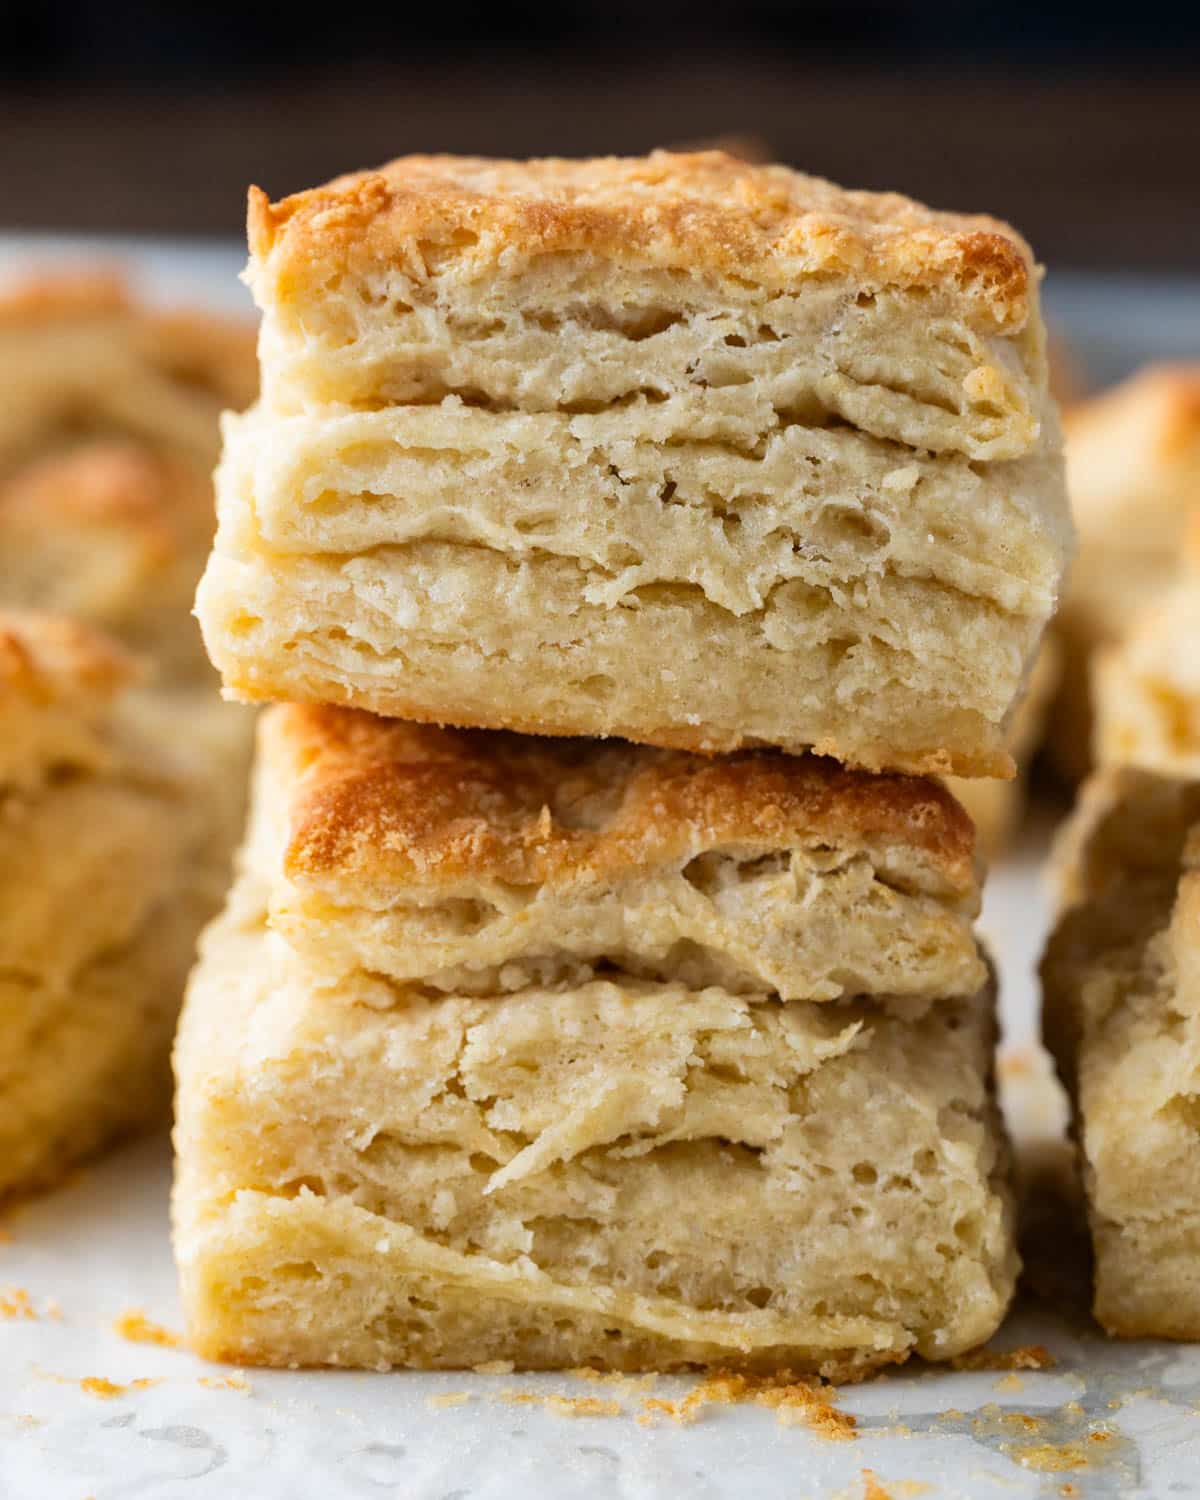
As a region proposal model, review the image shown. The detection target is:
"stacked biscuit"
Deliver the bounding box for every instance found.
[179,152,1071,1374]
[0,274,258,1198]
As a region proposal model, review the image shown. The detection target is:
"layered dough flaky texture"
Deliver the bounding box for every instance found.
[174,879,1016,1375]
[247,704,986,1007]
[0,269,257,682]
[198,151,1071,774]
[0,610,236,1198]
[248,151,1049,461]
[200,397,1069,775]
[1042,769,1200,1338]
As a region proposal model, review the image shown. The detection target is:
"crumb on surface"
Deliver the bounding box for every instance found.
[472,1360,515,1375]
[199,1372,251,1393]
[639,1369,856,1438]
[1006,1441,1094,1473]
[114,1309,182,1348]
[427,1392,472,1409]
[861,1471,893,1500]
[993,1372,1025,1393]
[951,1344,1057,1372]
[571,1367,657,1393]
[0,1287,35,1320]
[77,1377,159,1401]
[499,1390,621,1418]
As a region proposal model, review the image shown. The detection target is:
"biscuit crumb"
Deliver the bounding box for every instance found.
[427,1392,472,1409]
[1006,1441,1093,1473]
[43,1298,63,1321]
[861,1473,893,1500]
[571,1367,657,1394]
[114,1309,182,1348]
[951,1344,1056,1372]
[473,1360,515,1375]
[77,1377,159,1401]
[993,1372,1025,1393]
[639,1369,855,1438]
[0,1287,35,1320]
[199,1372,251,1393]
[499,1390,621,1418]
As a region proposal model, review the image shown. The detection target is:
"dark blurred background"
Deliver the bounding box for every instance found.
[3,1,1199,268]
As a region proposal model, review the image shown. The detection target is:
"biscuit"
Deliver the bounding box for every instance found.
[1049,364,1200,780]
[948,636,1060,855]
[173,879,1015,1375]
[1094,519,1200,778]
[198,152,1071,776]
[0,271,257,682]
[1042,768,1200,1338]
[247,704,986,1007]
[0,610,229,1198]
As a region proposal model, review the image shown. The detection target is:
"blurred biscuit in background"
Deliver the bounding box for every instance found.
[1094,509,1200,779]
[0,270,257,683]
[1049,364,1200,782]
[0,269,261,890]
[1042,768,1200,1339]
[0,611,228,1198]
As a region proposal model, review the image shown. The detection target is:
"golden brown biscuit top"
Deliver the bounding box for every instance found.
[248,150,1035,332]
[0,268,258,413]
[0,608,135,711]
[267,704,977,898]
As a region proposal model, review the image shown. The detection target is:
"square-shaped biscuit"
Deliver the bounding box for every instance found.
[0,610,228,1198]
[245,704,987,1008]
[173,877,1015,1376]
[1042,769,1200,1337]
[0,271,257,682]
[1049,364,1200,780]
[198,151,1071,776]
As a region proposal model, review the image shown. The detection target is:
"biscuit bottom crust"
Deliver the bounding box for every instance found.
[174,885,1016,1374]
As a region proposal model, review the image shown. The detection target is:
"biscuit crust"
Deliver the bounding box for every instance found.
[269,704,977,894]
[249,151,1034,332]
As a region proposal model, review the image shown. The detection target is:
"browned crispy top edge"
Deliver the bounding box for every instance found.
[247,150,1034,332]
[266,703,978,899]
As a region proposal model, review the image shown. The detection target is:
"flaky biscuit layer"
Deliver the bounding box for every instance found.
[174,882,1015,1375]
